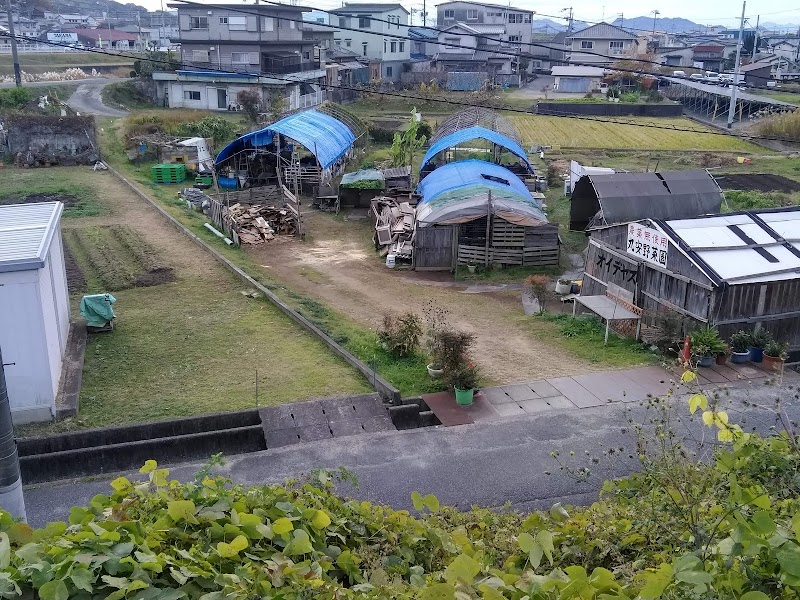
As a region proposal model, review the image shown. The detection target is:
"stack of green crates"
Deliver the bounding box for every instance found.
[195,174,213,187]
[152,163,187,184]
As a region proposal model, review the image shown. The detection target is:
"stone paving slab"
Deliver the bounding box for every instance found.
[502,383,539,402]
[422,392,475,426]
[695,367,729,384]
[464,393,502,421]
[725,362,768,379]
[572,371,649,404]
[549,376,606,408]
[527,380,561,398]
[615,366,675,398]
[494,402,526,417]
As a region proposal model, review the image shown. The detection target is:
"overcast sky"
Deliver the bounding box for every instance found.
[139,0,800,28]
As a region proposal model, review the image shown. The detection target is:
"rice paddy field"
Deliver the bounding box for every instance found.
[508,114,763,152]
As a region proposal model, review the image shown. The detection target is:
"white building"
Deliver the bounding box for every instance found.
[0,202,70,425]
[330,3,410,81]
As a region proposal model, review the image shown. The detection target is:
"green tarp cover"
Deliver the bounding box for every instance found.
[340,169,384,187]
[80,293,117,327]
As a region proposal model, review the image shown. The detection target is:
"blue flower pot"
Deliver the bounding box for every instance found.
[731,350,750,364]
[749,347,764,363]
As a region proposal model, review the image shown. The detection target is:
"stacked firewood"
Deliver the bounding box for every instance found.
[227,203,298,244]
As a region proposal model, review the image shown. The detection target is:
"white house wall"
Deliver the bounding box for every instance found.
[0,270,54,424]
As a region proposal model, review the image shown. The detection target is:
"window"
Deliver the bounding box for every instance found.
[508,13,523,23]
[390,40,396,52]
[358,15,370,28]
[183,90,201,101]
[362,41,368,56]
[386,65,393,76]
[191,49,209,62]
[219,16,228,24]
[443,9,454,18]
[228,16,246,30]
[466,9,478,20]
[189,16,208,29]
[610,40,624,54]
[444,36,460,48]
[263,17,273,31]
[339,16,348,28]
[303,51,310,59]
[231,52,249,63]
[524,14,531,22]
[345,38,352,47]
[580,40,594,49]
[508,35,521,43]
[399,41,404,52]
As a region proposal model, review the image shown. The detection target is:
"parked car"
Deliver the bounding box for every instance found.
[704,71,721,84]
[672,70,687,78]
[689,73,704,81]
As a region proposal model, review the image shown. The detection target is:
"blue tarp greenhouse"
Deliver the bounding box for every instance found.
[420,126,534,173]
[215,109,355,170]
[416,160,548,227]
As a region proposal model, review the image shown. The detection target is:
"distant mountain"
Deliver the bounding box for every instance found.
[531,18,589,34]
[17,0,151,18]
[610,16,705,33]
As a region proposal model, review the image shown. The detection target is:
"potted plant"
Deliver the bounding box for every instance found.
[423,301,450,378]
[689,326,726,368]
[730,330,752,363]
[763,339,788,372]
[467,264,477,274]
[749,329,771,363]
[555,278,571,294]
[449,362,480,406]
[715,344,729,366]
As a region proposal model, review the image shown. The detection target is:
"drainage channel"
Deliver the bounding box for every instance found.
[386,397,441,430]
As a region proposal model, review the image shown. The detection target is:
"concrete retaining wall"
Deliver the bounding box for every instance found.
[536,103,683,117]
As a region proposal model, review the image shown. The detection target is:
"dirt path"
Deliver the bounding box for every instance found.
[67,80,128,117]
[245,211,596,384]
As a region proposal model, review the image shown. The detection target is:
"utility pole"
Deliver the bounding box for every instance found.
[422,0,426,27]
[727,0,746,130]
[4,0,22,87]
[618,12,624,29]
[565,6,573,35]
[0,349,26,522]
[651,9,660,37]
[107,3,113,51]
[752,14,759,59]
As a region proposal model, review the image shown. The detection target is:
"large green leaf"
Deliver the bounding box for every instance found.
[0,533,9,570]
[411,491,424,511]
[777,544,800,577]
[536,530,554,566]
[70,567,94,592]
[272,518,293,536]
[311,510,331,530]
[285,530,314,555]
[166,501,196,524]
[741,592,771,600]
[444,553,480,584]
[216,535,248,558]
[38,580,69,600]
[639,563,673,599]
[518,532,534,553]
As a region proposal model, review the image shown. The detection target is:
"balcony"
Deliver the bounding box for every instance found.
[263,59,321,74]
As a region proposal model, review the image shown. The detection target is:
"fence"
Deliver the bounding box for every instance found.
[296,90,325,110]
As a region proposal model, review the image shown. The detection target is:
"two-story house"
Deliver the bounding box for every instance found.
[691,43,725,72]
[329,3,410,82]
[433,1,533,82]
[565,23,637,66]
[153,3,326,113]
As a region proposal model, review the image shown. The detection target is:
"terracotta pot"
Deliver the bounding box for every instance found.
[763,354,784,372]
[715,353,728,365]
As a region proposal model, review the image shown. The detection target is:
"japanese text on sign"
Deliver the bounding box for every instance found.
[626,223,668,268]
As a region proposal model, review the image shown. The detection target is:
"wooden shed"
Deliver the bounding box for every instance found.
[414,160,559,271]
[581,208,800,357]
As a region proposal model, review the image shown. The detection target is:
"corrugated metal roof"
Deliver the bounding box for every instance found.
[662,208,800,284]
[569,22,636,40]
[467,24,506,34]
[0,202,63,273]
[573,169,723,230]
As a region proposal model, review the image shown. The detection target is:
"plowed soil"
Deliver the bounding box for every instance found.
[715,173,800,193]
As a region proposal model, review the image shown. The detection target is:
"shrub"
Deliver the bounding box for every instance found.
[0,86,33,110]
[368,125,395,142]
[730,330,752,352]
[449,361,480,390]
[236,89,262,123]
[377,311,422,357]
[765,339,788,358]
[751,327,772,349]
[689,326,726,357]
[620,91,640,103]
[756,110,800,141]
[524,274,550,314]
[416,121,432,140]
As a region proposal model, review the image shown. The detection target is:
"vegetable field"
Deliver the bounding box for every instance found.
[508,115,761,152]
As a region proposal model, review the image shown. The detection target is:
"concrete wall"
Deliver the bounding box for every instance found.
[177,5,305,43]
[332,9,409,61]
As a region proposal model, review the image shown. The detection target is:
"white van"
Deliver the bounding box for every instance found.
[672,70,686,77]
[689,73,704,81]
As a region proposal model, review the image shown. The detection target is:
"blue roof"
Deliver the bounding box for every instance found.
[215,109,355,170]
[416,160,547,227]
[420,126,533,173]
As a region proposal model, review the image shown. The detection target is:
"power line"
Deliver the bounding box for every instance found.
[2,31,796,144]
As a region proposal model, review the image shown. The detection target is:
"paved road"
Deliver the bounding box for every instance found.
[67,79,128,117]
[23,383,796,527]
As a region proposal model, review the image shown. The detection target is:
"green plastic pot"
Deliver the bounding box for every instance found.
[454,388,474,406]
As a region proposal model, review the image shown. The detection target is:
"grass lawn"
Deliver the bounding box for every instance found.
[0,52,134,76]
[758,91,800,106]
[6,165,370,437]
[0,169,105,217]
[508,114,762,152]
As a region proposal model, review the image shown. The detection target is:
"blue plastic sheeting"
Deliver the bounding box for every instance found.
[215,109,355,169]
[416,160,547,227]
[420,126,533,173]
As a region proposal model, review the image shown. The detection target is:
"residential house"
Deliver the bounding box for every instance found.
[691,43,725,71]
[436,1,533,51]
[43,12,99,27]
[409,26,438,58]
[329,3,410,82]
[0,15,40,38]
[565,23,637,66]
[739,60,773,86]
[768,39,799,63]
[551,65,606,93]
[548,31,567,67]
[153,3,326,112]
[67,28,141,50]
[656,45,695,68]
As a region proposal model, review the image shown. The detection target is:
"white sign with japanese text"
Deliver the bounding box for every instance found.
[626,223,669,267]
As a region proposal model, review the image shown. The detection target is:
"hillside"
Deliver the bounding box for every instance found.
[16,0,150,18]
[610,15,705,33]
